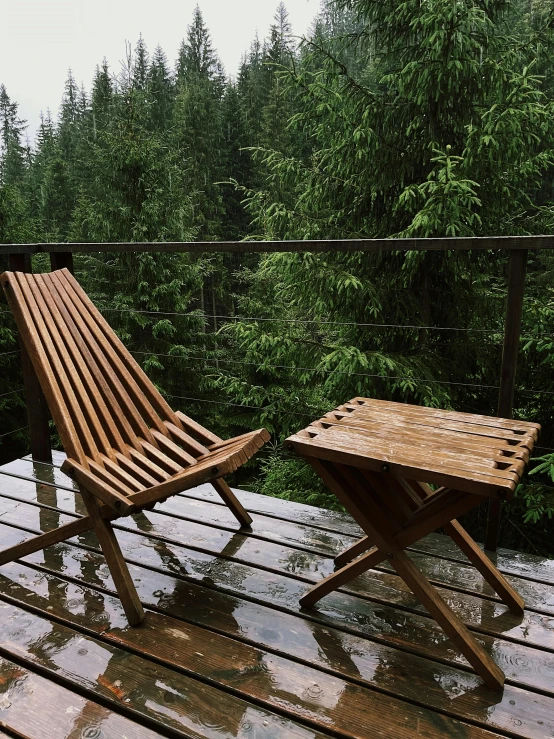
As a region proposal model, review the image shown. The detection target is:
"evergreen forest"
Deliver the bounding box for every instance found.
[2,0,554,554]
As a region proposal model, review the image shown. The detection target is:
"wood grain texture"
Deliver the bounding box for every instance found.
[0,600,331,739]
[286,398,538,690]
[0,463,554,738]
[0,655,164,739]
[6,255,52,465]
[0,488,551,688]
[0,557,549,739]
[0,269,269,623]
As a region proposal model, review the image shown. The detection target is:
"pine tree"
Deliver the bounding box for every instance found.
[133,35,149,91]
[148,45,174,132]
[220,82,254,240]
[219,0,554,447]
[172,6,226,240]
[237,35,270,148]
[91,60,114,140]
[0,85,27,186]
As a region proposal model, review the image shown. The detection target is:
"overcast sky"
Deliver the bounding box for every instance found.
[0,0,319,143]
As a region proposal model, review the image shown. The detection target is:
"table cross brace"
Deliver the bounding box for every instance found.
[299,459,524,691]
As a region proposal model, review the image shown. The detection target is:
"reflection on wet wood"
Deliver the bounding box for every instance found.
[0,600,328,739]
[14,455,554,585]
[0,457,553,738]
[0,561,546,739]
[0,655,164,739]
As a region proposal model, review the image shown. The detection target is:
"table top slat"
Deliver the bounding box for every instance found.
[306,424,527,478]
[336,406,538,446]
[287,397,539,497]
[348,397,541,437]
[314,416,531,461]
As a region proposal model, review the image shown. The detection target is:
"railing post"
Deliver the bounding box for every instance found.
[8,253,52,463]
[50,252,74,273]
[485,248,528,551]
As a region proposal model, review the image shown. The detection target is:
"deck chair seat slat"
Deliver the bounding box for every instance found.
[151,430,199,467]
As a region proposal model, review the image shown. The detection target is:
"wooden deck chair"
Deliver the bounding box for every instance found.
[0,268,269,625]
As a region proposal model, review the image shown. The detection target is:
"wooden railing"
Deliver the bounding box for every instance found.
[3,235,553,550]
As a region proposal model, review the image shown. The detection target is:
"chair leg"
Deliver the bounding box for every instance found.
[0,516,93,567]
[334,535,373,567]
[444,520,524,615]
[389,548,505,691]
[81,488,145,626]
[300,546,387,608]
[211,478,252,527]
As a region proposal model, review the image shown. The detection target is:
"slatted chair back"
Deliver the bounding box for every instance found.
[2,268,217,472]
[1,267,269,627]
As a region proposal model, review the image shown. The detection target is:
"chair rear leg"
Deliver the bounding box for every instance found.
[0,516,93,567]
[211,478,252,527]
[81,487,145,626]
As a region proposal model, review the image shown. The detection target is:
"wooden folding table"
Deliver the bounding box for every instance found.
[285,397,540,691]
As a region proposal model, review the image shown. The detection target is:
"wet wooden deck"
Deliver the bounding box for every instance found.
[0,452,552,738]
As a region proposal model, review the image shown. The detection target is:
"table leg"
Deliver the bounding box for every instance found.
[313,462,506,691]
[389,548,505,691]
[444,520,524,615]
[300,546,386,608]
[334,535,373,567]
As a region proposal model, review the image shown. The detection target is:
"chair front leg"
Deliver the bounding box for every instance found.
[81,487,145,626]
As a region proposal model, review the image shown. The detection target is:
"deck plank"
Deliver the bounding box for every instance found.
[0,519,553,737]
[0,476,553,662]
[0,599,334,739]
[0,560,546,739]
[1,456,554,739]
[16,455,554,585]
[0,492,553,652]
[4,463,554,619]
[0,655,164,739]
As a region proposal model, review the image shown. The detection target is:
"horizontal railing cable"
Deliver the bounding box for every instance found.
[103,307,502,333]
[0,388,24,399]
[101,307,554,340]
[0,350,20,359]
[130,349,514,392]
[0,426,28,440]
[164,393,319,417]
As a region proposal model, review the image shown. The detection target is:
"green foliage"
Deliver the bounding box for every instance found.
[252,449,343,511]
[2,1,554,551]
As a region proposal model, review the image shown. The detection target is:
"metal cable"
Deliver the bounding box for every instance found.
[164,393,318,417]
[132,350,502,391]
[103,307,502,333]
[0,426,28,440]
[101,307,554,340]
[0,388,24,399]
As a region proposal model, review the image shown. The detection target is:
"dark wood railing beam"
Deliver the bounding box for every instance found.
[485,249,529,552]
[1,234,554,255]
[49,252,74,273]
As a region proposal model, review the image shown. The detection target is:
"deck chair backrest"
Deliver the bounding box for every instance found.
[1,269,211,470]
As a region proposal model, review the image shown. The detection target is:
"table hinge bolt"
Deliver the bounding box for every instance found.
[382,463,390,473]
[387,552,394,559]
